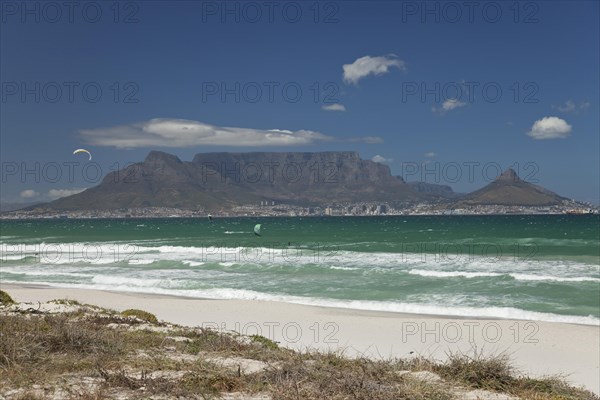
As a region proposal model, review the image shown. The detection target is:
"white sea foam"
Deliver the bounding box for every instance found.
[3,241,598,279]
[409,269,502,279]
[3,279,598,326]
[91,275,168,288]
[2,240,599,326]
[1,242,140,265]
[182,260,205,267]
[408,269,600,282]
[330,266,360,271]
[509,274,600,283]
[0,267,90,278]
[128,259,156,265]
[1,255,28,261]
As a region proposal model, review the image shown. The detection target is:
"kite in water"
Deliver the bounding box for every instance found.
[73,148,92,161]
[253,224,262,237]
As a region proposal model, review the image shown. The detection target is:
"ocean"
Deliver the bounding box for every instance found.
[1,215,598,325]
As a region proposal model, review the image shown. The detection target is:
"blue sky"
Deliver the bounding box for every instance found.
[1,0,598,203]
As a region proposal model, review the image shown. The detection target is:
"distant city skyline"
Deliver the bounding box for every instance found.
[1,1,598,204]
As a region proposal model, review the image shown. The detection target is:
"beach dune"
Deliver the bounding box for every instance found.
[2,283,598,395]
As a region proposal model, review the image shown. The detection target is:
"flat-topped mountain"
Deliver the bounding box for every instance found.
[455,168,567,206]
[47,151,420,210]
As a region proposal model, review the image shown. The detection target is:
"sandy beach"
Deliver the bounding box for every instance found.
[2,282,598,395]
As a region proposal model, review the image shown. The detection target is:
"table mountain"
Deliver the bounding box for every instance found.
[46,151,421,210]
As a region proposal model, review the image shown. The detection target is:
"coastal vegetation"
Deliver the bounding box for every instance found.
[120,309,159,324]
[0,293,597,399]
[0,290,15,305]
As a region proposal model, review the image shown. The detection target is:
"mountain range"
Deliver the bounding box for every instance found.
[19,151,569,211]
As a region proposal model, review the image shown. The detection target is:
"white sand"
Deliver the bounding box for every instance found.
[3,283,599,394]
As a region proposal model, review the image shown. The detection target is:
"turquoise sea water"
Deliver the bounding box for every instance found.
[1,215,599,325]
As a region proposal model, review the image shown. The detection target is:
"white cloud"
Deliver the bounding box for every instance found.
[80,118,338,149]
[371,155,393,164]
[554,100,591,113]
[342,55,405,85]
[432,99,466,114]
[527,116,572,139]
[442,99,466,111]
[350,136,384,144]
[556,100,576,113]
[47,188,86,200]
[322,103,346,112]
[424,152,436,157]
[20,189,39,199]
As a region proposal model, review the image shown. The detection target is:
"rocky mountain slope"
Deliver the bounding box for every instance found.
[47,151,421,210]
[455,168,567,206]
